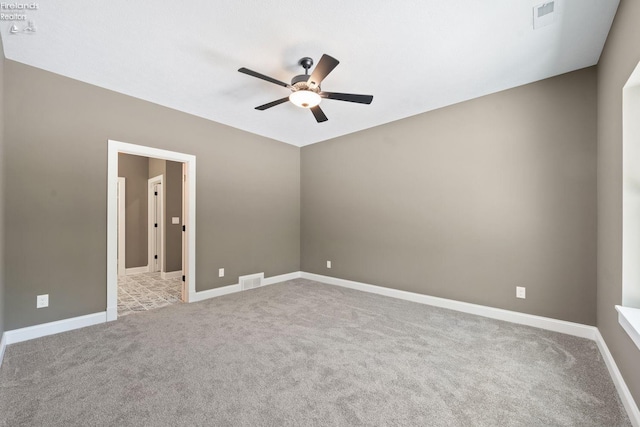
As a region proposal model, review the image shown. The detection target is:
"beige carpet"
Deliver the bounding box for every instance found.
[0,279,632,426]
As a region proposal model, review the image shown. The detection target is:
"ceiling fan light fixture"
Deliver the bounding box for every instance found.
[289,90,321,109]
[239,54,373,122]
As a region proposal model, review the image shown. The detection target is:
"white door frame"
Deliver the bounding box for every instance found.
[107,140,196,321]
[148,175,163,273]
[117,177,126,277]
[181,163,187,302]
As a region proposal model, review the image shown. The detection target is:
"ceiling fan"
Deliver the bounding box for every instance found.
[238,54,373,123]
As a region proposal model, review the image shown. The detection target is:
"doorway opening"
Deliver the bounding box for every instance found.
[116,161,179,317]
[107,140,196,321]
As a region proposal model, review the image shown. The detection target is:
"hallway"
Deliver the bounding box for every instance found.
[117,273,182,317]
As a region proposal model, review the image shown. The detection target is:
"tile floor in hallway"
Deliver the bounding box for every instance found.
[118,272,182,317]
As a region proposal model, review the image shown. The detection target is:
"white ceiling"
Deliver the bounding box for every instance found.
[0,0,619,147]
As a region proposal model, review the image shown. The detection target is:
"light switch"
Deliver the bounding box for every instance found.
[172,217,180,224]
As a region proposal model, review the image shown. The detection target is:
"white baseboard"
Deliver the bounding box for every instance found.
[0,332,6,366]
[189,271,302,303]
[4,312,107,346]
[594,330,640,427]
[126,265,150,275]
[301,272,640,425]
[189,283,241,302]
[263,271,302,286]
[301,272,597,339]
[161,270,183,280]
[106,306,118,322]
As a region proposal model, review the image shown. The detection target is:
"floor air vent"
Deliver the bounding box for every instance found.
[239,273,264,291]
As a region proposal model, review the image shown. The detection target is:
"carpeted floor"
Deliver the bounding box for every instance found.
[0,279,632,426]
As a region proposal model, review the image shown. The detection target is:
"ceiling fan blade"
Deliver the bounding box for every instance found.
[255,97,290,110]
[310,105,328,123]
[307,54,339,88]
[321,92,373,104]
[238,67,292,89]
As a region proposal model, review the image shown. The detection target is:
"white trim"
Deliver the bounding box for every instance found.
[263,271,302,286]
[622,62,640,309]
[189,283,241,302]
[616,305,640,352]
[189,271,302,303]
[181,163,187,302]
[0,332,6,366]
[161,270,183,280]
[117,177,126,277]
[106,306,117,322]
[125,265,150,275]
[108,140,196,320]
[594,329,640,427]
[3,312,107,345]
[301,272,597,339]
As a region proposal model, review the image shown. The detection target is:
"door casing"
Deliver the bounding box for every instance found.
[117,177,126,277]
[107,140,196,321]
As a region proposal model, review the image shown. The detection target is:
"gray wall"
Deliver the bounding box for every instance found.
[597,0,640,405]
[148,157,165,180]
[118,153,149,268]
[3,60,300,330]
[0,37,5,339]
[165,160,183,273]
[302,67,597,325]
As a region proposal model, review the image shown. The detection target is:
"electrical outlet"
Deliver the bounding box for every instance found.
[37,294,49,308]
[218,268,224,278]
[516,286,526,299]
[327,260,332,269]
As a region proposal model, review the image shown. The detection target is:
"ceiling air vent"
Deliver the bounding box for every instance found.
[533,1,556,29]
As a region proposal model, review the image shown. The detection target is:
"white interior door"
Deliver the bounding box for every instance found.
[148,176,163,273]
[153,183,162,272]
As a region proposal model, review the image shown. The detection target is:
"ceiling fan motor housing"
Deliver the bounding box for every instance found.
[291,74,318,89]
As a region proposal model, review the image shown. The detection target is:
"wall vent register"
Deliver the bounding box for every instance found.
[240,273,264,291]
[533,1,556,29]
